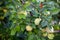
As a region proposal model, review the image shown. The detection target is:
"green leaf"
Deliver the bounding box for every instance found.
[28,34,34,40]
[35,35,41,40]
[36,0,44,2]
[11,29,16,35]
[20,25,25,31]
[15,26,20,32]
[18,14,26,19]
[41,20,48,27]
[26,6,34,11]
[10,26,20,35]
[32,0,36,2]
[31,10,39,17]
[41,37,46,40]
[52,8,60,15]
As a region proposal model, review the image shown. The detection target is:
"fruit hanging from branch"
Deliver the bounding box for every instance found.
[34,18,41,25]
[40,2,43,8]
[26,25,33,32]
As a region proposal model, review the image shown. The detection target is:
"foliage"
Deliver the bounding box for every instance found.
[0,0,60,40]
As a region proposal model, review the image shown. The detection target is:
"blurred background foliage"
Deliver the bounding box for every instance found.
[0,0,60,40]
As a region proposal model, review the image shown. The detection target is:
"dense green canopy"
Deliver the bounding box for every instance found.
[0,0,60,40]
